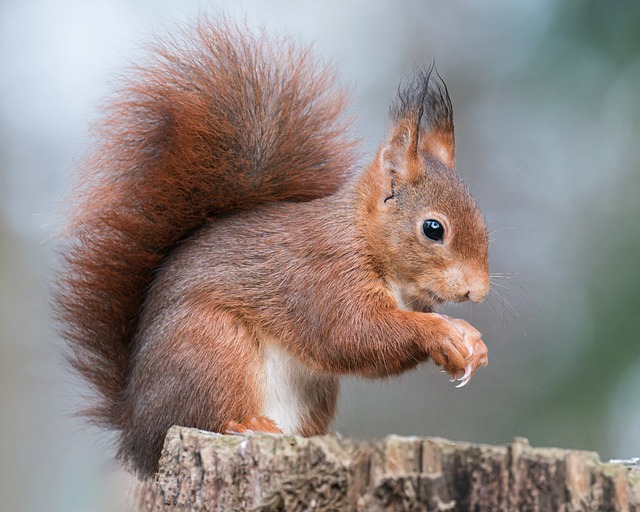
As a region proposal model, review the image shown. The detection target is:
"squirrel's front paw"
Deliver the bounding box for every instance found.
[428,315,488,387]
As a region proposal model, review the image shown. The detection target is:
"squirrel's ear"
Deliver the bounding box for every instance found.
[391,66,456,170]
[420,121,455,169]
[380,119,421,186]
[378,146,398,203]
[378,124,418,202]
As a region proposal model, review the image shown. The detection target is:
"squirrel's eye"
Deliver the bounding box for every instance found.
[423,219,444,242]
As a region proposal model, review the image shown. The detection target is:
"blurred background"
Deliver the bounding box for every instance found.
[1,0,639,510]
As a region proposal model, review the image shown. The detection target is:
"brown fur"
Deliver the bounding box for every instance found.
[56,18,489,477]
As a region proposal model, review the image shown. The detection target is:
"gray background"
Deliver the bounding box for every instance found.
[1,1,639,510]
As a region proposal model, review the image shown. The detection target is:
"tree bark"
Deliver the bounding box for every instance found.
[135,425,640,511]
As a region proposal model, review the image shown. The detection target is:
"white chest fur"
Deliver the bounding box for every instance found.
[260,343,329,435]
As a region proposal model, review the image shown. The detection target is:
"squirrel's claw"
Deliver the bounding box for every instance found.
[455,365,473,388]
[448,364,471,383]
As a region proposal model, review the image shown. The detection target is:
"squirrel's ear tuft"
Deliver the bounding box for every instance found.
[390,65,455,169]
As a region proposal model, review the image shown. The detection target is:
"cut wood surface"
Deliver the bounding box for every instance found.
[135,425,640,511]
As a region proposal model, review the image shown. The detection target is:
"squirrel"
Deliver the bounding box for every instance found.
[56,16,490,478]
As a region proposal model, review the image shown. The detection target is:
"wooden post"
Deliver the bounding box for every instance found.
[135,426,640,511]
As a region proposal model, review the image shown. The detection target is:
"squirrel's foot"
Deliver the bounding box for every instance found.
[222,416,284,435]
[444,316,488,387]
[430,314,488,387]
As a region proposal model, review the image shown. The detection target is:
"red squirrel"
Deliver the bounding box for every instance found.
[56,17,489,477]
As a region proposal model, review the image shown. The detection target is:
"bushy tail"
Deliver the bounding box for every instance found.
[56,16,357,432]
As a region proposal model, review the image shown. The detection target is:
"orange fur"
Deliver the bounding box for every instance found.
[223,417,283,435]
[55,18,489,477]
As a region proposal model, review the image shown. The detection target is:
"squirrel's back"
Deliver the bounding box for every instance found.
[56,16,358,433]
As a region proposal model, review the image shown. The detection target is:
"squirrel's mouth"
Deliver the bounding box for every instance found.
[421,290,445,311]
[404,290,443,313]
[389,280,446,313]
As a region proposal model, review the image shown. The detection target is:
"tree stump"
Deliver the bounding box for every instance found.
[135,425,640,511]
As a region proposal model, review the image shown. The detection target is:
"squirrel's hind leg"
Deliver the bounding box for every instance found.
[222,416,283,435]
[124,301,266,475]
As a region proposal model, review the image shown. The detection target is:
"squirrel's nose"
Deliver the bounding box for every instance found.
[445,266,489,303]
[466,280,489,303]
